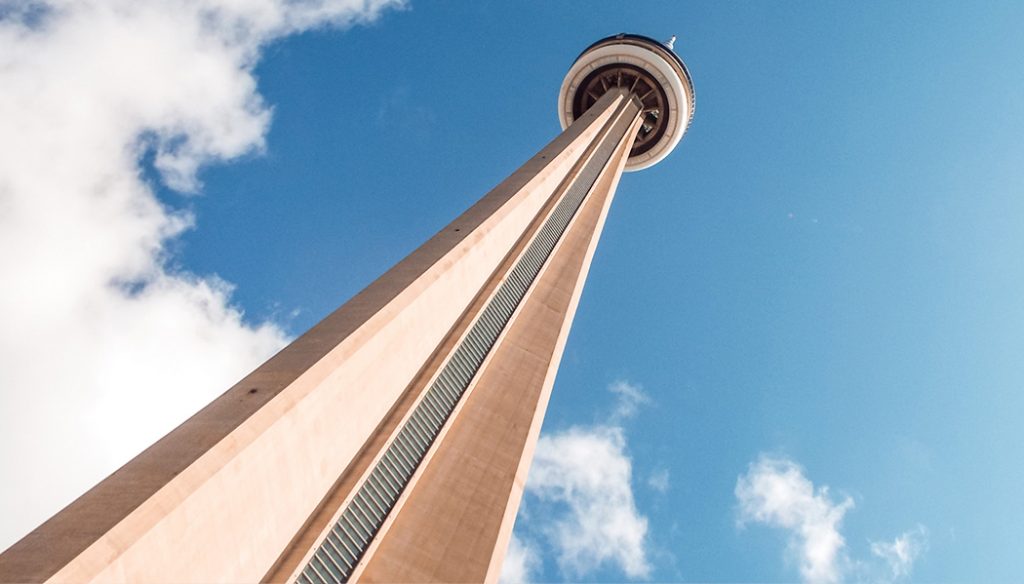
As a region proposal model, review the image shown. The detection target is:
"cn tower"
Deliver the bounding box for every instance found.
[0,33,694,583]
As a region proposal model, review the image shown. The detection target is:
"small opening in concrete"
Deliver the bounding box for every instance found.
[248,388,258,394]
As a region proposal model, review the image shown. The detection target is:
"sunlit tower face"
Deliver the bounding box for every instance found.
[558,34,695,170]
[0,33,695,584]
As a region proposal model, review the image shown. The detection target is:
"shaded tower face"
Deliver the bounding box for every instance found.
[0,34,693,584]
[558,34,696,171]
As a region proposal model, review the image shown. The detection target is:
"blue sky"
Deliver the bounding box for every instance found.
[2,1,1023,582]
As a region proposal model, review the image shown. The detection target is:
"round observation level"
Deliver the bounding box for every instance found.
[558,33,695,171]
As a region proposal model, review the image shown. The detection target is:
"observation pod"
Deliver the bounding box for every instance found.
[559,33,696,171]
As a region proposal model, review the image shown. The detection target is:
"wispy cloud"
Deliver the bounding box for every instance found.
[608,378,650,422]
[647,468,671,494]
[0,0,402,550]
[870,526,928,581]
[736,455,928,584]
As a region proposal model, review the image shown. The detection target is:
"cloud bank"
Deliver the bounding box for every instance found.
[736,455,927,583]
[500,532,541,584]
[0,0,401,550]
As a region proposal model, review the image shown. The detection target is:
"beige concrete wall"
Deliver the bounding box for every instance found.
[0,96,624,583]
[353,96,643,583]
[265,92,637,583]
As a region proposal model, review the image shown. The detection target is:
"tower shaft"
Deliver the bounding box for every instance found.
[0,90,643,583]
[272,90,643,584]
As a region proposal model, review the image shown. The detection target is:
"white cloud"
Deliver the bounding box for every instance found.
[736,455,930,584]
[510,380,657,579]
[526,424,651,579]
[500,533,541,584]
[735,456,854,584]
[870,526,928,581]
[608,378,649,422]
[647,468,670,494]
[0,0,401,550]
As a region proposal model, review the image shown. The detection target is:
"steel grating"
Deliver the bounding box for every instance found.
[296,106,637,584]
